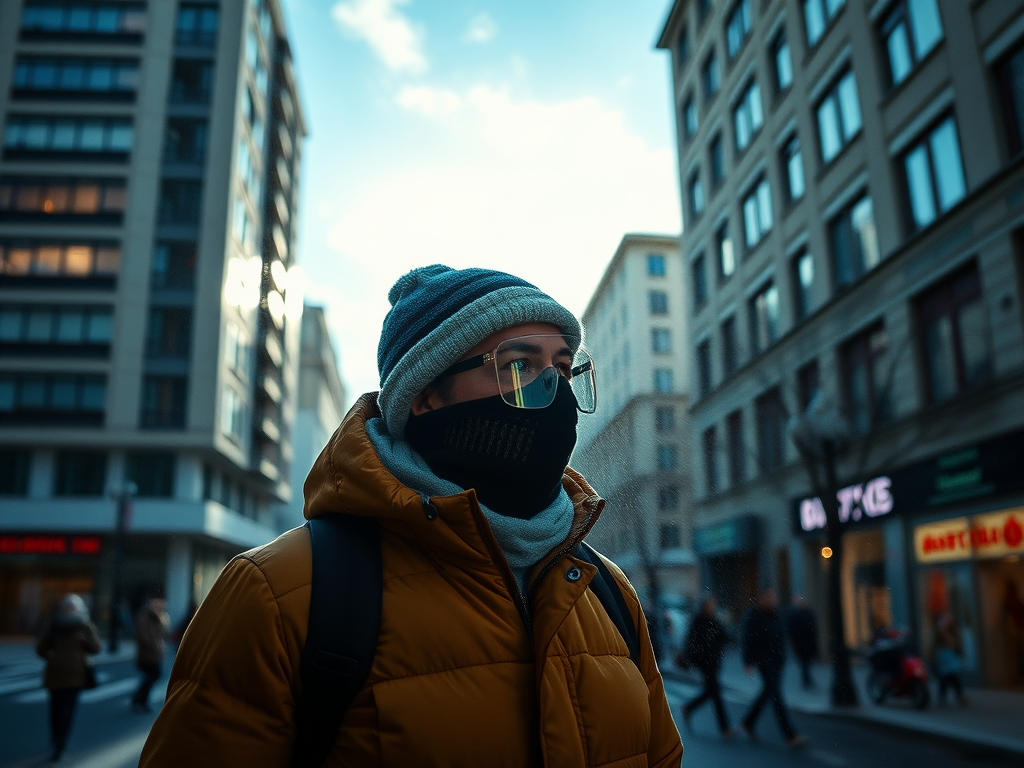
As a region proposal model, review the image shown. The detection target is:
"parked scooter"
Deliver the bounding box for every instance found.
[865,628,930,709]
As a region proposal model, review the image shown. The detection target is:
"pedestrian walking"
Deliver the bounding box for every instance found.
[933,611,967,705]
[140,265,683,767]
[132,595,170,712]
[679,596,734,737]
[786,595,819,690]
[35,594,101,763]
[740,588,807,748]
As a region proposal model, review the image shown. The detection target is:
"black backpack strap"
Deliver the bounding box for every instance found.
[291,515,382,768]
[577,542,641,668]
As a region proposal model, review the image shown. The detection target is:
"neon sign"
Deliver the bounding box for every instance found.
[0,535,103,555]
[799,476,894,532]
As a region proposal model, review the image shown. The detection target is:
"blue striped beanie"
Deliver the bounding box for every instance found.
[377,264,582,437]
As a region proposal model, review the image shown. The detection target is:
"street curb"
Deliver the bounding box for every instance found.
[662,669,1024,758]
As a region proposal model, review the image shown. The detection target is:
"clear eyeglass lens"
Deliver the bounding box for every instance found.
[492,335,596,413]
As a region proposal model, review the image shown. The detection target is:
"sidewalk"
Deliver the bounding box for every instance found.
[0,638,137,697]
[663,649,1024,756]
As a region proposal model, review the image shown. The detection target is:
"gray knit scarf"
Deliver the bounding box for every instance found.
[365,416,574,604]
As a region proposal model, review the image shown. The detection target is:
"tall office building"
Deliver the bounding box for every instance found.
[574,233,697,601]
[657,0,1024,687]
[0,0,307,633]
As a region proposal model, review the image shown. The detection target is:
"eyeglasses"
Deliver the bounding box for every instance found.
[439,334,597,413]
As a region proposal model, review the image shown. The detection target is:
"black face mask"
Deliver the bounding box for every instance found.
[405,377,579,519]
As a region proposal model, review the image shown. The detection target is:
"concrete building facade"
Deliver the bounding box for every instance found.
[658,0,1024,688]
[574,233,697,603]
[0,0,307,634]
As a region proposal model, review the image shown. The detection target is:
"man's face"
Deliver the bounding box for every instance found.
[411,322,568,414]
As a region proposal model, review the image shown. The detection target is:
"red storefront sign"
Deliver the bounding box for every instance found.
[914,508,1024,563]
[0,535,103,556]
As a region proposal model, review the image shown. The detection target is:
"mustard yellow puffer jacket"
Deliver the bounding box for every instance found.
[140,395,683,768]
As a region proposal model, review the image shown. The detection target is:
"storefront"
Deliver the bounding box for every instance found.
[694,515,761,622]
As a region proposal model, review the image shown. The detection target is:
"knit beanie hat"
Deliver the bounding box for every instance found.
[377,265,582,437]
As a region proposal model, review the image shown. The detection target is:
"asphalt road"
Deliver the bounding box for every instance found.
[0,662,1018,767]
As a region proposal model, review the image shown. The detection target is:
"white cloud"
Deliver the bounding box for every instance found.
[464,12,497,43]
[395,85,463,116]
[331,0,427,74]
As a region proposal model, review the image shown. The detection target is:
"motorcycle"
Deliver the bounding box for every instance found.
[865,629,930,709]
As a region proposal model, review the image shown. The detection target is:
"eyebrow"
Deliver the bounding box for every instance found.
[497,342,573,358]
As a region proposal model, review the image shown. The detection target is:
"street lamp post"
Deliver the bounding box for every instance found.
[788,400,859,707]
[107,481,136,653]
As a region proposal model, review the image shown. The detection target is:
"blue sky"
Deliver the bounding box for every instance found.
[282,0,681,401]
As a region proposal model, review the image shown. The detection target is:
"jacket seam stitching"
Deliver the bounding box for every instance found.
[236,555,290,656]
[239,554,308,601]
[557,637,590,767]
[371,658,533,686]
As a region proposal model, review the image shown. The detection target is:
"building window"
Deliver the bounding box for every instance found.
[158,179,203,226]
[660,523,682,549]
[804,0,846,48]
[697,339,713,397]
[0,304,113,350]
[683,95,698,139]
[0,176,126,221]
[151,241,196,290]
[692,252,708,309]
[830,194,880,289]
[53,451,106,496]
[726,0,752,60]
[709,132,725,188]
[647,253,666,276]
[141,375,187,428]
[703,52,720,101]
[742,176,773,249]
[653,369,674,393]
[797,359,820,410]
[163,118,208,164]
[655,406,675,433]
[688,171,705,220]
[901,116,966,231]
[221,386,245,439]
[657,444,678,471]
[995,42,1024,156]
[722,315,740,376]
[224,322,250,377]
[20,3,146,39]
[0,374,105,425]
[145,308,191,358]
[176,4,219,46]
[727,410,746,486]
[781,134,805,202]
[3,115,133,158]
[841,323,892,433]
[12,57,140,99]
[881,0,942,87]
[698,0,713,24]
[716,222,735,282]
[915,262,991,404]
[773,30,793,93]
[749,281,780,353]
[0,242,119,281]
[652,328,672,354]
[169,59,213,104]
[792,249,814,320]
[659,487,680,512]
[733,79,763,152]
[0,449,31,495]
[649,290,668,315]
[126,452,176,497]
[702,426,718,494]
[676,25,690,68]
[817,69,862,164]
[755,388,786,472]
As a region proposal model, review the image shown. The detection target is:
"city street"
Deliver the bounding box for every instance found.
[1,660,1019,768]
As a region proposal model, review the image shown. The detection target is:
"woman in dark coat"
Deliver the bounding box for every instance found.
[678,596,734,736]
[36,594,101,763]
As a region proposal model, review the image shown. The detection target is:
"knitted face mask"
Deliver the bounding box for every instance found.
[405,377,579,519]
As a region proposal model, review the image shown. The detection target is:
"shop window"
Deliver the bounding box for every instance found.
[725,0,752,61]
[792,249,814,321]
[141,375,187,428]
[696,339,713,397]
[755,388,786,472]
[742,176,773,249]
[702,426,718,494]
[749,280,780,353]
[840,322,892,433]
[880,0,942,88]
[53,450,106,496]
[829,193,879,290]
[727,409,746,486]
[914,262,992,404]
[804,0,846,49]
[0,241,119,282]
[772,29,793,94]
[900,115,966,231]
[781,134,805,203]
[692,252,708,308]
[0,449,31,495]
[660,523,682,549]
[657,444,678,471]
[649,290,668,315]
[816,69,862,164]
[721,314,740,376]
[126,451,176,497]
[151,241,196,289]
[655,405,675,433]
[176,4,219,46]
[703,52,720,101]
[733,79,763,152]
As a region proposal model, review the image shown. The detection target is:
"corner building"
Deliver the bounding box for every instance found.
[658,0,1024,688]
[0,0,307,635]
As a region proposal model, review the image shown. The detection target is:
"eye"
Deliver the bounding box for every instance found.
[555,362,572,378]
[503,357,533,373]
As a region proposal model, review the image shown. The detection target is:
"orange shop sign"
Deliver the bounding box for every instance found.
[970,509,1024,558]
[914,508,1024,563]
[915,518,971,563]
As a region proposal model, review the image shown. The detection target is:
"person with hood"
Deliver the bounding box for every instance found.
[35,594,101,763]
[132,595,170,712]
[140,265,683,768]
[740,588,806,748]
[786,595,818,690]
[678,596,733,737]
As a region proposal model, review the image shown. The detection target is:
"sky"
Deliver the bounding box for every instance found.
[281,0,682,403]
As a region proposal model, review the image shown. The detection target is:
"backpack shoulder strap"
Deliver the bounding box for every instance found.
[577,541,641,669]
[291,515,382,768]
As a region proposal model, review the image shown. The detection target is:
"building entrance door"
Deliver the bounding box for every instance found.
[976,556,1024,688]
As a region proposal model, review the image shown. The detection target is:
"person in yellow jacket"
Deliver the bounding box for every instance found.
[140,265,683,768]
